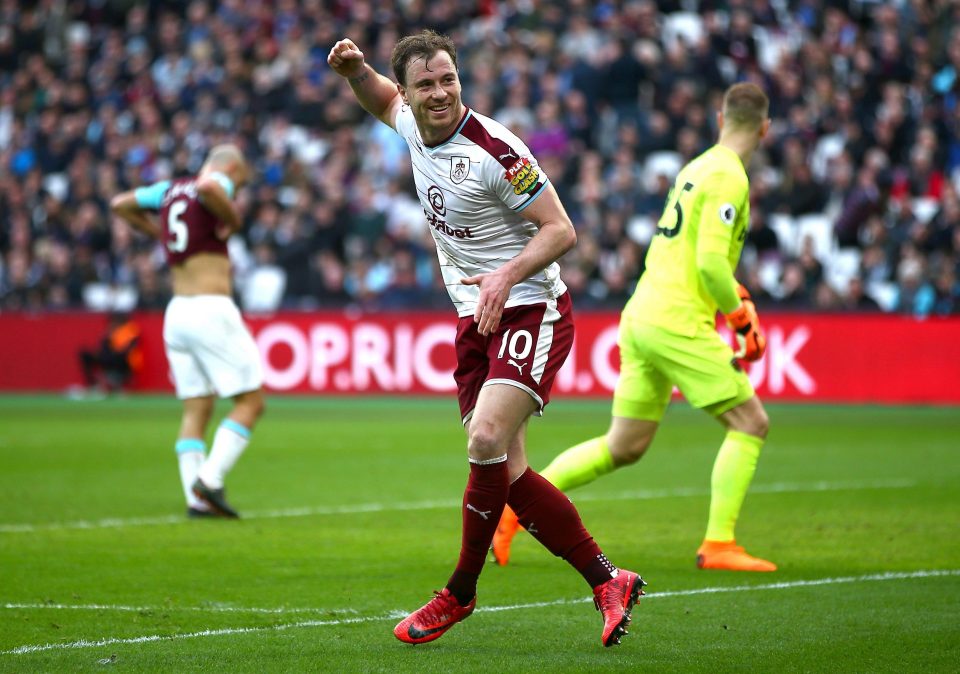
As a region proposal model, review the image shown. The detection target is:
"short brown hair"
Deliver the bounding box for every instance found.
[723,83,769,129]
[391,30,458,86]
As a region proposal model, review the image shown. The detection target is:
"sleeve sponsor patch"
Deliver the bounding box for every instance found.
[504,157,540,196]
[719,203,737,226]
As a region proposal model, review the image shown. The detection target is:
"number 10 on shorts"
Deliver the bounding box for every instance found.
[497,329,533,361]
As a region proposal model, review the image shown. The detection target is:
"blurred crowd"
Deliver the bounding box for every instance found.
[1,0,959,318]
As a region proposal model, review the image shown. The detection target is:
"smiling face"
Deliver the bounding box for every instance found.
[398,50,464,146]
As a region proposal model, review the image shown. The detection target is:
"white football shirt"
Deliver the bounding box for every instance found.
[393,105,567,316]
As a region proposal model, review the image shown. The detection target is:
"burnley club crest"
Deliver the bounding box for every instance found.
[450,156,470,184]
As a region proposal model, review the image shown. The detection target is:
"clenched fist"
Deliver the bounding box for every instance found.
[327,39,366,79]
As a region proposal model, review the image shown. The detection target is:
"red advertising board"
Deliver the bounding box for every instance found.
[0,312,958,403]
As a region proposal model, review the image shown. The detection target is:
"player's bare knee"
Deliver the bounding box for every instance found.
[622,443,649,466]
[250,395,266,420]
[467,422,506,462]
[743,408,769,438]
[610,438,650,466]
[235,392,266,424]
[754,408,770,438]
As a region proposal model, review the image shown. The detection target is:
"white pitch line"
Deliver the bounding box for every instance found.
[7,568,956,618]
[477,569,960,611]
[2,617,376,656]
[0,479,916,534]
[1,602,359,615]
[3,569,957,656]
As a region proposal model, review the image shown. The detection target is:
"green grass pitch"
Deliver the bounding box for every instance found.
[0,395,958,673]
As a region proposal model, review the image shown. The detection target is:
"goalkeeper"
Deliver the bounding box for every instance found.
[495,83,776,572]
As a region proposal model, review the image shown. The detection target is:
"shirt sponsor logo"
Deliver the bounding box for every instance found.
[424,210,475,239]
[450,156,470,184]
[428,185,446,216]
[504,157,539,196]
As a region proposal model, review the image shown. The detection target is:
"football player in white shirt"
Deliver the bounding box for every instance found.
[329,30,643,648]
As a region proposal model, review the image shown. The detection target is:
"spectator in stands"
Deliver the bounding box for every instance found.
[778,260,813,309]
[812,281,841,310]
[834,168,894,249]
[841,276,881,311]
[305,248,349,308]
[891,144,945,202]
[895,243,930,316]
[915,263,960,317]
[745,209,781,261]
[779,161,828,216]
[796,237,825,289]
[861,243,894,286]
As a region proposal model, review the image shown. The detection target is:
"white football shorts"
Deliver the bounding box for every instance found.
[163,295,263,399]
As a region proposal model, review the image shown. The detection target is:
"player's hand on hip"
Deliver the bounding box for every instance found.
[725,284,766,362]
[327,39,365,78]
[461,272,511,336]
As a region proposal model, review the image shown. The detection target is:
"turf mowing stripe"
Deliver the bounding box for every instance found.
[0,479,916,534]
[3,569,957,656]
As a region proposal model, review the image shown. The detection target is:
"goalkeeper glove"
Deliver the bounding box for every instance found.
[724,284,766,362]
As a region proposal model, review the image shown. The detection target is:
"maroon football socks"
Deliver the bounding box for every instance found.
[507,467,617,588]
[446,459,509,605]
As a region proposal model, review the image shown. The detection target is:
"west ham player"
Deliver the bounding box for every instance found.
[110,144,264,519]
[328,31,644,647]
[494,83,777,572]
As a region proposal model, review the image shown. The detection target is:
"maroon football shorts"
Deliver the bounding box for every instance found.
[454,292,574,424]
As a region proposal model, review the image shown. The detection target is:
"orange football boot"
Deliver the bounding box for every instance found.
[696,540,777,572]
[491,505,522,566]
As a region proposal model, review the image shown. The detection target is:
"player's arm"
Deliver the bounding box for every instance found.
[327,38,403,129]
[461,183,576,335]
[197,173,242,237]
[695,172,743,312]
[110,190,162,239]
[695,174,765,361]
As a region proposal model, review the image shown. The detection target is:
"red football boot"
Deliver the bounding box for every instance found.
[393,588,476,645]
[593,570,645,647]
